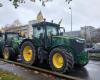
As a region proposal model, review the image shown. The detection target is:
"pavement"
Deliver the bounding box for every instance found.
[0,60,100,80]
[0,61,54,80]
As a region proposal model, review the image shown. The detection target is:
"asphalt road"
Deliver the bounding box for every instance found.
[68,60,100,80]
[0,60,100,80]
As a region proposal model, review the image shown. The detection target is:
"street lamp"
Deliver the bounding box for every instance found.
[69,6,72,32]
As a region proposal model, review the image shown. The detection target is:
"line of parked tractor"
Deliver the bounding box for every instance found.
[0,21,89,73]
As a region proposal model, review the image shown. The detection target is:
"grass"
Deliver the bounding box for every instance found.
[0,69,22,80]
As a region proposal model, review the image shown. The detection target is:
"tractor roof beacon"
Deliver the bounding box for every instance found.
[20,21,89,73]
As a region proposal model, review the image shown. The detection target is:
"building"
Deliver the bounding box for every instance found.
[80,26,95,41]
[2,20,41,38]
[92,28,100,42]
[64,31,81,37]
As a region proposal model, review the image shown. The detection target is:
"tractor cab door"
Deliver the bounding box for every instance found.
[46,25,59,48]
[33,26,45,47]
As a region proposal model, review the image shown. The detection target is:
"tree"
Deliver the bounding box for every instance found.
[0,0,72,8]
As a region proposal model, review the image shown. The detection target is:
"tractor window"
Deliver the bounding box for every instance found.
[33,26,44,38]
[46,26,58,36]
[7,34,18,40]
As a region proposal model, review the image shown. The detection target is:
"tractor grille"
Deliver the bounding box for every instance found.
[70,40,85,53]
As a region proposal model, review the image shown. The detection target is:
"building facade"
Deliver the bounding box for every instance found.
[64,31,81,37]
[2,20,39,38]
[80,26,95,42]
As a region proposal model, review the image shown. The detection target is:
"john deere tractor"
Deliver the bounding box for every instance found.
[20,21,89,73]
[0,32,23,60]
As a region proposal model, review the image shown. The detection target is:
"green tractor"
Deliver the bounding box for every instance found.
[20,21,89,73]
[0,32,23,60]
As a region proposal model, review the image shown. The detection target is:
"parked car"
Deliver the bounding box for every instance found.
[87,43,100,58]
[87,43,100,53]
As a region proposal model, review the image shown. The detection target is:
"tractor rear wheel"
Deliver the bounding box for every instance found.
[20,41,36,65]
[49,47,74,73]
[3,47,16,60]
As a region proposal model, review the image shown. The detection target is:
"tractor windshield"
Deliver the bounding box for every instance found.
[46,26,58,36]
[33,26,44,38]
[7,34,19,40]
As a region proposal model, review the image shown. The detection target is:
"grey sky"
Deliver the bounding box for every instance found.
[0,0,100,31]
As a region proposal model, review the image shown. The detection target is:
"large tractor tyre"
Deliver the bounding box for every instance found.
[49,47,74,73]
[3,47,16,61]
[20,41,36,65]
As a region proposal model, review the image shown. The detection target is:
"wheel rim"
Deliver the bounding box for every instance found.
[3,48,9,60]
[23,46,33,62]
[53,53,64,69]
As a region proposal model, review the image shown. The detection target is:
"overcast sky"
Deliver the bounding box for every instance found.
[0,0,100,31]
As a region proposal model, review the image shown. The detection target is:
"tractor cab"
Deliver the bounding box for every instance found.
[32,22,65,47]
[5,32,19,39]
[4,32,20,46]
[32,22,65,37]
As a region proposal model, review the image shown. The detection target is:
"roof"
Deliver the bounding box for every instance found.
[5,32,19,34]
[32,21,60,27]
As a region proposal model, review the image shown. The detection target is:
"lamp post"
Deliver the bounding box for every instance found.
[69,6,72,32]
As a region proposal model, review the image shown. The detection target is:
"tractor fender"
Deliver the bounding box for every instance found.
[19,38,34,49]
[49,45,75,56]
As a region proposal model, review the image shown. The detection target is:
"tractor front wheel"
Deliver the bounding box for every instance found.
[49,47,74,73]
[20,41,36,65]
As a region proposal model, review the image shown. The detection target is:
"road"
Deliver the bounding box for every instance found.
[68,60,100,80]
[0,60,100,80]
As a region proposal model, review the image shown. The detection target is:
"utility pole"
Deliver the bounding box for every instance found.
[69,6,72,32]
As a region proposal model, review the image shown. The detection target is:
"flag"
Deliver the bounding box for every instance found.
[58,19,62,25]
[37,11,44,22]
[66,0,72,4]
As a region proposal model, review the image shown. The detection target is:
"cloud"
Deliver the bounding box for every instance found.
[0,0,100,31]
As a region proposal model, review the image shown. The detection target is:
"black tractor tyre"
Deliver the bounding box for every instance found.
[20,41,36,65]
[49,47,74,73]
[3,47,16,61]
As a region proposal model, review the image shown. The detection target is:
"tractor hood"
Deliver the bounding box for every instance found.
[52,36,85,42]
[52,36,85,49]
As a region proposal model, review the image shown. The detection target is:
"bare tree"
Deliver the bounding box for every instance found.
[1,0,72,8]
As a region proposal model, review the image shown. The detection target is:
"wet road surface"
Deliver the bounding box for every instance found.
[0,60,100,80]
[68,60,100,80]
